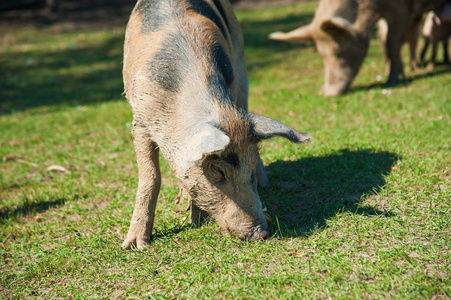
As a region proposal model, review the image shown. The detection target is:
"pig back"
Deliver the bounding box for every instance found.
[122,0,248,176]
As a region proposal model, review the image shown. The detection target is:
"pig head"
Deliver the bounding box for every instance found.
[269,0,446,97]
[121,0,310,249]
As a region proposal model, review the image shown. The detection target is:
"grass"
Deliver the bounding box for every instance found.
[1,1,450,299]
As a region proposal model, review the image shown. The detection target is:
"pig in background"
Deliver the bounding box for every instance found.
[122,0,311,249]
[269,0,446,97]
[420,3,451,70]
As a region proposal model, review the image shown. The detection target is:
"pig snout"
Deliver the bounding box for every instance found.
[235,226,270,241]
[252,229,270,240]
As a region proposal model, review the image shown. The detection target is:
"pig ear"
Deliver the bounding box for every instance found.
[184,123,230,164]
[269,24,314,43]
[249,114,311,143]
[320,17,357,39]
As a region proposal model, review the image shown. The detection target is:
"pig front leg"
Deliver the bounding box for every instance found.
[122,125,161,250]
[408,32,419,72]
[385,17,409,86]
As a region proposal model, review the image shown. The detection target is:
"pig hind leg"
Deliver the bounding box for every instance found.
[426,39,439,71]
[408,31,419,72]
[420,37,430,65]
[122,124,161,250]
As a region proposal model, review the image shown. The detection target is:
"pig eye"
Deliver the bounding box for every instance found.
[209,164,226,182]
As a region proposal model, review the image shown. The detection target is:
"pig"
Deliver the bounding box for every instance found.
[420,3,451,70]
[122,0,311,249]
[269,0,446,97]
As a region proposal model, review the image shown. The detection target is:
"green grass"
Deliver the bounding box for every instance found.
[1,2,450,299]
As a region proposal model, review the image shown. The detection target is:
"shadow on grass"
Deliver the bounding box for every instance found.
[0,0,137,115]
[0,33,125,114]
[0,0,134,27]
[0,197,66,224]
[261,148,399,237]
[351,65,451,93]
[152,223,194,240]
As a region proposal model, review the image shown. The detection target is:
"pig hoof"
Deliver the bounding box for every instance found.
[122,236,150,250]
[237,230,270,241]
[253,230,270,240]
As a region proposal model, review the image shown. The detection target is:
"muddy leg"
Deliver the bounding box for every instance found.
[122,124,161,250]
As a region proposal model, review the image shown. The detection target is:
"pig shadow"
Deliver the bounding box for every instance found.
[352,66,451,93]
[260,149,399,237]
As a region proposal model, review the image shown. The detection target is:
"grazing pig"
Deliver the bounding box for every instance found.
[122,0,311,249]
[420,3,451,70]
[269,0,446,97]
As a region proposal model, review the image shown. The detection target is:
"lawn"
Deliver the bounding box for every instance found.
[1,1,450,299]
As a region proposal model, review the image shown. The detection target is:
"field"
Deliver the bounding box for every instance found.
[1,1,450,299]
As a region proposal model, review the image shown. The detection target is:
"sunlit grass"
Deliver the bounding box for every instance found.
[1,1,450,299]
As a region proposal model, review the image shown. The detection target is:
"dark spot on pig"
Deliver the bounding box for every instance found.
[187,0,228,39]
[207,75,233,106]
[212,43,234,87]
[212,0,230,32]
[148,34,188,93]
[135,0,168,33]
[224,152,240,168]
